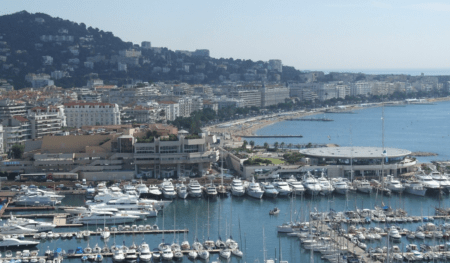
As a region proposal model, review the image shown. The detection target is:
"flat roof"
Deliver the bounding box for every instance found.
[300,147,411,159]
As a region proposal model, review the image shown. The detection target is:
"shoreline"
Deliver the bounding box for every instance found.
[206,97,450,138]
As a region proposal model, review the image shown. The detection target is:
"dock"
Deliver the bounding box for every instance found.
[24,228,189,237]
[242,135,303,138]
[287,118,333,122]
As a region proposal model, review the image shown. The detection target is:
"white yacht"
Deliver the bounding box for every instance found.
[122,184,137,195]
[386,176,405,194]
[113,249,125,262]
[430,171,450,191]
[231,178,245,197]
[135,183,149,195]
[14,194,61,206]
[272,179,291,196]
[415,172,441,194]
[332,178,349,195]
[89,197,157,211]
[354,180,372,194]
[204,183,218,198]
[389,227,402,242]
[68,211,140,224]
[285,175,305,196]
[404,180,427,196]
[147,185,162,199]
[302,173,322,195]
[4,215,56,232]
[0,225,38,234]
[0,237,39,248]
[246,177,264,199]
[160,180,177,199]
[187,180,203,198]
[27,188,65,201]
[176,183,189,199]
[317,176,334,195]
[125,249,138,263]
[260,182,278,198]
[138,243,152,262]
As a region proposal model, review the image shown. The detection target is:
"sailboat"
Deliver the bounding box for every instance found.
[217,150,229,197]
[203,199,215,250]
[157,206,173,261]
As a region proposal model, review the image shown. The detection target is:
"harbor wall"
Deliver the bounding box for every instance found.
[80,171,135,181]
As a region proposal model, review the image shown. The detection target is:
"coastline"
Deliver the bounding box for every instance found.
[206,97,450,139]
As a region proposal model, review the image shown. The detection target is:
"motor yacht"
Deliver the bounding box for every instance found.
[0,237,39,249]
[318,176,334,195]
[26,189,65,201]
[430,171,450,191]
[122,184,137,195]
[176,183,188,199]
[389,227,402,242]
[135,183,149,196]
[404,180,427,196]
[68,211,140,224]
[354,180,372,194]
[147,185,162,199]
[4,215,56,232]
[124,249,137,263]
[285,175,305,196]
[14,194,60,206]
[272,179,291,196]
[230,178,245,197]
[89,197,158,211]
[246,177,264,199]
[415,171,441,194]
[158,243,173,261]
[260,182,278,198]
[204,183,218,198]
[160,180,177,199]
[187,180,203,198]
[386,176,405,194]
[0,225,38,234]
[332,178,349,195]
[302,172,321,195]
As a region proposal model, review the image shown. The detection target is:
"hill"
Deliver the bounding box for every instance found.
[0,11,304,88]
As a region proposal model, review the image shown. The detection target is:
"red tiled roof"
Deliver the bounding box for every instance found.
[13,115,29,122]
[64,101,115,107]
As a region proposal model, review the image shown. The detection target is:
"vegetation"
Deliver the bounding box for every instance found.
[11,144,25,159]
[283,152,304,164]
[243,157,273,166]
[160,134,178,141]
[185,134,202,139]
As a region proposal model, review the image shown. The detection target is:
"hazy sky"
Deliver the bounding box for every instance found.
[2,0,450,71]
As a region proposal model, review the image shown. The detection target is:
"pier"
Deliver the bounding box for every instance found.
[242,135,303,138]
[287,118,333,122]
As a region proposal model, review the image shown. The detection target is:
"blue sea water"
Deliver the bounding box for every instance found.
[249,100,450,163]
[318,68,450,76]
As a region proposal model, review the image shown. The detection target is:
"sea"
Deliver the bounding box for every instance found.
[4,101,450,263]
[249,100,450,163]
[318,68,450,76]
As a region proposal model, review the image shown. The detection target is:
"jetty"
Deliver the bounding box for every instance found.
[287,118,333,122]
[242,135,303,138]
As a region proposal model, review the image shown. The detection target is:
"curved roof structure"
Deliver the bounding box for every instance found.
[300,147,411,159]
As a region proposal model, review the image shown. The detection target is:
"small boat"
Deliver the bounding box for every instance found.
[269,207,280,215]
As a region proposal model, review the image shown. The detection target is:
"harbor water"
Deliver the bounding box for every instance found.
[250,100,450,163]
[6,190,450,263]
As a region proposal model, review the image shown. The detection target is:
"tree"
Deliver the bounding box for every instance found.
[249,140,255,149]
[274,142,279,150]
[288,143,293,149]
[264,142,269,149]
[280,142,285,150]
[11,144,25,159]
[242,140,248,149]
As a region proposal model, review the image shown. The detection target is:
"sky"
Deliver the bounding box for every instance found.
[2,0,450,73]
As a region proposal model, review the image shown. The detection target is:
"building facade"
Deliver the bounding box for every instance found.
[64,102,120,128]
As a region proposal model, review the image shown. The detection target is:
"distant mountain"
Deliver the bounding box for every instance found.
[0,11,304,88]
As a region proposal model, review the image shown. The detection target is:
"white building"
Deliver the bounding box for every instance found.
[64,102,121,128]
[0,99,27,119]
[268,59,282,72]
[27,106,66,139]
[157,101,180,121]
[141,41,151,49]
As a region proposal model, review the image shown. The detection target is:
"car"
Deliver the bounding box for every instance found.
[61,186,70,190]
[38,185,47,189]
[47,185,54,189]
[1,186,10,190]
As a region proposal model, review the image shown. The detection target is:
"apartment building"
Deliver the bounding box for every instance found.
[157,101,179,121]
[268,59,282,72]
[3,116,31,152]
[64,102,120,128]
[229,90,261,107]
[261,84,290,107]
[178,96,203,117]
[27,106,66,139]
[0,99,27,119]
[122,106,159,123]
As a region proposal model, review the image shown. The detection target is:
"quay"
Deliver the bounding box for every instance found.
[23,228,189,237]
[287,118,333,121]
[67,249,220,258]
[242,135,303,138]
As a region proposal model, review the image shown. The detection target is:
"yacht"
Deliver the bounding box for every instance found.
[404,180,427,196]
[260,182,278,198]
[0,225,38,234]
[147,185,162,199]
[0,237,39,248]
[385,176,405,194]
[4,215,56,232]
[272,179,291,196]
[113,248,125,262]
[176,183,188,199]
[389,227,402,242]
[354,180,372,194]
[318,176,334,195]
[187,180,203,198]
[26,189,65,201]
[14,194,61,206]
[415,171,441,194]
[160,180,177,199]
[430,171,450,191]
[90,197,158,211]
[68,211,140,224]
[302,173,322,195]
[135,183,149,196]
[231,178,245,197]
[204,183,218,198]
[122,184,137,195]
[246,177,264,199]
[285,175,305,196]
[332,178,349,195]
[124,249,138,263]
[158,243,173,261]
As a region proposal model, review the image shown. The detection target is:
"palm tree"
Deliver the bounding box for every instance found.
[288,143,293,149]
[274,142,279,150]
[264,142,269,149]
[280,142,285,150]
[249,140,255,150]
